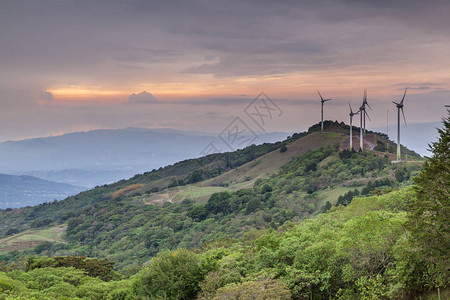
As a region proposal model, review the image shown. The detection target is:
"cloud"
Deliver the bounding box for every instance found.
[395,82,442,87]
[128,91,159,104]
[397,86,430,90]
[395,82,444,91]
[38,90,54,101]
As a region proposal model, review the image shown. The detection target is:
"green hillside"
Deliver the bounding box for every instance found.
[0,122,422,266]
[1,186,448,299]
[1,119,446,300]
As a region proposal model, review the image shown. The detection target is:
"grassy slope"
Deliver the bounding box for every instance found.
[139,131,344,205]
[206,132,344,187]
[315,186,359,209]
[0,225,66,252]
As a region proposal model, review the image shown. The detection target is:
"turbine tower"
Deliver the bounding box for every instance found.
[393,88,408,161]
[362,89,372,134]
[318,91,331,133]
[359,91,371,151]
[348,102,359,151]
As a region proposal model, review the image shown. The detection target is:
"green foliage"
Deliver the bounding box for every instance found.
[188,205,208,221]
[361,179,393,196]
[133,249,206,300]
[0,141,422,271]
[0,267,132,299]
[187,170,204,183]
[0,186,446,299]
[395,166,410,182]
[320,201,332,213]
[408,114,450,289]
[26,256,116,281]
[336,189,360,206]
[1,124,438,299]
[4,228,20,237]
[206,191,232,215]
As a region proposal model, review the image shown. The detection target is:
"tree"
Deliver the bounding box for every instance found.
[134,249,205,300]
[408,114,449,290]
[26,256,116,281]
[206,192,232,215]
[187,170,204,183]
[188,205,208,221]
[320,201,332,213]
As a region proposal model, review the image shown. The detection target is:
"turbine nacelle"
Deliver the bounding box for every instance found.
[318,91,331,103]
[348,102,360,117]
[393,88,408,126]
[362,89,372,110]
[360,89,371,122]
[392,101,403,108]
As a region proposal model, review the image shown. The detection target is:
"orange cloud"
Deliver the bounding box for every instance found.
[46,85,128,104]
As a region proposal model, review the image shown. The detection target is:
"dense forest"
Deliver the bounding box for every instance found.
[0,119,448,299]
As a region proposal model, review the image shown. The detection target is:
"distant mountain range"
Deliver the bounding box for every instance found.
[0,173,84,209]
[373,121,442,157]
[0,128,291,187]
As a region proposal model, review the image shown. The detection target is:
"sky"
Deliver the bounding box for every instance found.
[1,0,449,142]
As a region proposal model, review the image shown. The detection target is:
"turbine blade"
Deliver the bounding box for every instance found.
[400,88,407,104]
[348,102,352,113]
[365,110,371,121]
[392,101,400,106]
[324,99,332,102]
[401,107,407,126]
[318,91,324,101]
[366,102,372,110]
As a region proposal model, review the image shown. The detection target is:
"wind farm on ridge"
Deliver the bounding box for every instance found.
[318,88,412,162]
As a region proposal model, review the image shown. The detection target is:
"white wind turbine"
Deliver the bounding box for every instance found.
[362,89,372,134]
[359,91,371,151]
[318,91,332,133]
[393,88,408,161]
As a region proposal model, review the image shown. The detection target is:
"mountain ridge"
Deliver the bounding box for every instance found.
[0,127,290,187]
[0,173,84,209]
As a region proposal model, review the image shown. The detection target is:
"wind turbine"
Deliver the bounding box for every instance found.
[359,89,372,151]
[348,102,360,151]
[359,91,371,151]
[318,91,332,133]
[393,88,407,161]
[362,89,372,134]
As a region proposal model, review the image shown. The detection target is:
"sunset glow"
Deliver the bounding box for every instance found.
[0,0,449,141]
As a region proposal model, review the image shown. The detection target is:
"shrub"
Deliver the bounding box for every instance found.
[134,249,206,299]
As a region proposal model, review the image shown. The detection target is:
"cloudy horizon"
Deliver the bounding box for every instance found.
[1,0,449,142]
